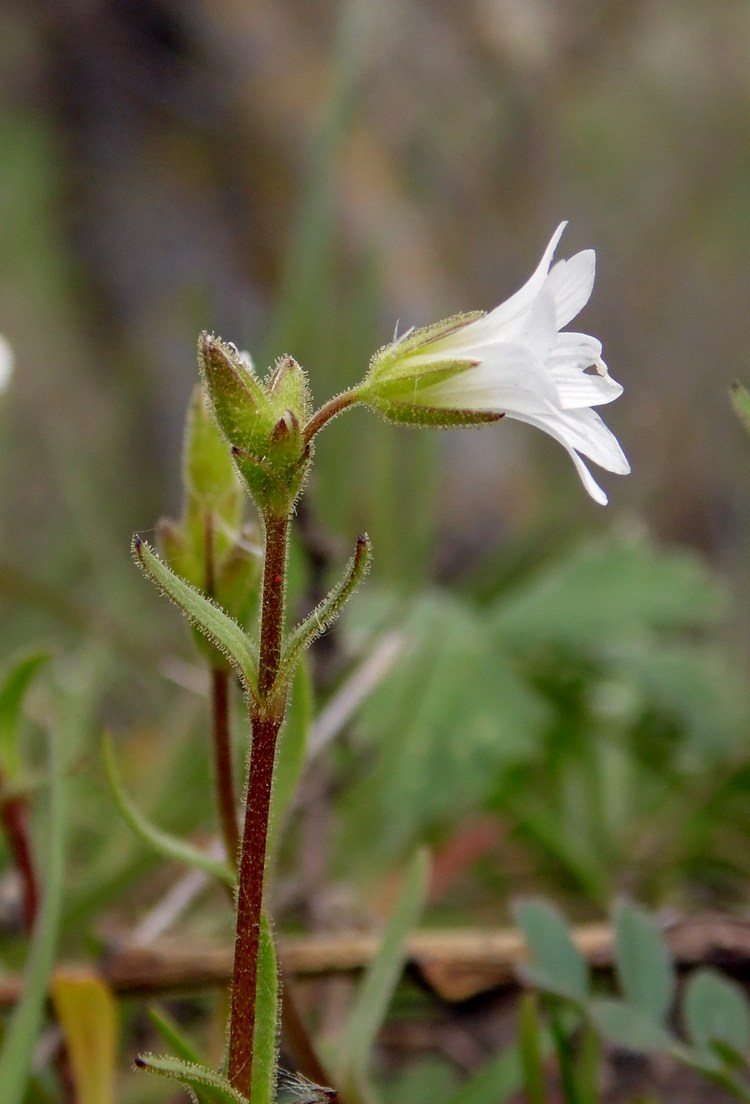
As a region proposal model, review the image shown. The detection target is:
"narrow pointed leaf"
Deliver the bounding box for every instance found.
[51,970,117,1104]
[277,534,371,690]
[0,727,67,1102]
[337,848,430,1096]
[134,1054,248,1104]
[613,901,675,1025]
[147,1009,230,1104]
[251,913,280,1104]
[0,652,49,780]
[104,733,235,887]
[132,537,258,695]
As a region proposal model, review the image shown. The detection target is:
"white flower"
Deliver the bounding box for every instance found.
[0,335,13,393]
[364,223,630,504]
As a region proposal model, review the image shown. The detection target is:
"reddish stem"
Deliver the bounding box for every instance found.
[303,391,360,447]
[226,510,290,1095]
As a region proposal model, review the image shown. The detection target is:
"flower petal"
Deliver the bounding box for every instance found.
[510,404,630,475]
[431,222,568,351]
[544,248,596,329]
[412,343,559,411]
[543,331,622,409]
[508,405,629,504]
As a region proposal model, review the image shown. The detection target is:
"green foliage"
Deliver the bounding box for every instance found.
[251,914,281,1104]
[0,728,67,1102]
[340,590,545,866]
[683,970,750,1062]
[339,532,747,905]
[514,900,590,1003]
[132,537,259,695]
[518,993,548,1104]
[520,897,750,1101]
[336,849,430,1101]
[612,901,675,1024]
[103,732,236,886]
[134,1054,248,1104]
[0,651,49,784]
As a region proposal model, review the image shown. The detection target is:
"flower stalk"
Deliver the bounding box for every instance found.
[227,510,290,1095]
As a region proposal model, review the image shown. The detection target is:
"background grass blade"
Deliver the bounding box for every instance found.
[0,725,67,1102]
[336,849,430,1099]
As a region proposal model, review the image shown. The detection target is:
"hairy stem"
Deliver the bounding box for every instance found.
[303,391,361,447]
[227,511,290,1095]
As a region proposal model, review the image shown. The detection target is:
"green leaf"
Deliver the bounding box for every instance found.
[50,970,117,1104]
[518,993,546,1104]
[491,535,725,646]
[340,592,544,867]
[684,969,750,1058]
[514,899,590,1003]
[277,534,372,692]
[134,1054,248,1104]
[731,382,750,437]
[251,913,280,1104]
[0,651,49,781]
[337,849,430,1098]
[613,901,675,1025]
[590,998,674,1052]
[132,536,258,695]
[0,726,67,1102]
[146,1010,249,1104]
[103,733,235,887]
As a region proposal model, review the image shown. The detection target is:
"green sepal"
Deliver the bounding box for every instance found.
[132,536,259,695]
[0,651,50,782]
[369,397,504,429]
[199,335,312,515]
[103,733,236,887]
[198,333,273,454]
[134,1054,248,1104]
[274,534,372,695]
[267,355,312,424]
[367,311,484,381]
